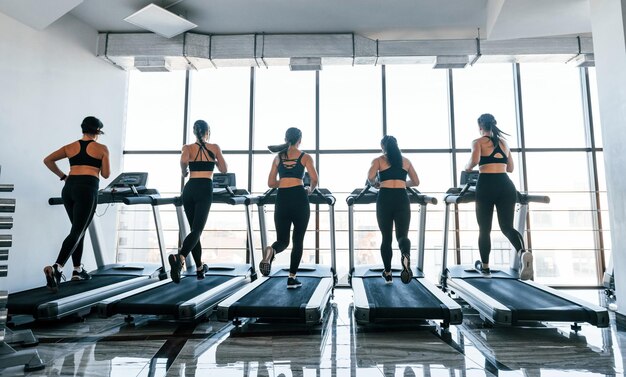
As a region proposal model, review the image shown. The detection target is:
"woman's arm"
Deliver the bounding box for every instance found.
[43,145,68,180]
[406,159,420,187]
[100,145,111,179]
[367,158,380,186]
[213,144,228,173]
[465,139,481,172]
[304,154,318,193]
[267,156,280,188]
[180,145,189,177]
[505,143,514,173]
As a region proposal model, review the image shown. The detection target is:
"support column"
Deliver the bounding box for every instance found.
[589,0,626,315]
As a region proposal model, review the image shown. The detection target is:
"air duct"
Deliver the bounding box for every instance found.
[433,55,469,69]
[289,57,322,71]
[134,57,171,72]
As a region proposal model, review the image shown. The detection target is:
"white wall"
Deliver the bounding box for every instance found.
[589,0,626,315]
[0,12,128,292]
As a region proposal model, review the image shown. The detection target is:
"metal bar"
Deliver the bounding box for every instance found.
[417,203,427,272]
[513,62,532,251]
[181,69,191,193]
[247,66,255,194]
[447,69,461,264]
[348,205,355,274]
[382,65,387,136]
[151,206,168,271]
[580,66,605,284]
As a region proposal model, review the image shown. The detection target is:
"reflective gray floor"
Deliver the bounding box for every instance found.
[3,288,624,376]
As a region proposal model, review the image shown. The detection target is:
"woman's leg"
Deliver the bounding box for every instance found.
[289,190,310,275]
[376,190,395,273]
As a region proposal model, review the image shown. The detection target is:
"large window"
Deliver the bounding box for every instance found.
[120,62,608,287]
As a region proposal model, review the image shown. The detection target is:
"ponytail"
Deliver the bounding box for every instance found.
[268,127,302,157]
[381,135,402,168]
[193,120,210,143]
[477,113,509,147]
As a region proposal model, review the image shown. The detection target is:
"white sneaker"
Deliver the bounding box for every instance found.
[519,251,534,280]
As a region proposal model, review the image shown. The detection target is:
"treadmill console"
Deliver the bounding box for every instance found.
[101,172,149,195]
[460,170,479,186]
[213,173,236,189]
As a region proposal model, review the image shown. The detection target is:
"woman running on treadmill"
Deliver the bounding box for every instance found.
[169,120,227,283]
[465,113,533,280]
[42,116,110,292]
[367,135,420,284]
[259,127,318,289]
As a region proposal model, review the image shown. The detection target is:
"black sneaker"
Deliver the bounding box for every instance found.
[287,277,302,289]
[168,254,183,284]
[382,271,393,284]
[400,253,413,284]
[259,246,275,277]
[44,265,64,292]
[196,264,209,280]
[480,267,491,277]
[71,267,91,281]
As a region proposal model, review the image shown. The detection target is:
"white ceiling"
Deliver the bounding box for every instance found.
[0,0,593,41]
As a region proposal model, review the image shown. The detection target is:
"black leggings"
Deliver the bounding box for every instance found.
[272,186,310,275]
[475,173,524,264]
[181,178,213,267]
[56,175,99,267]
[376,188,411,273]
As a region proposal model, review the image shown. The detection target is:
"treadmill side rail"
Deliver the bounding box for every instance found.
[521,280,609,328]
[37,276,154,320]
[351,278,370,325]
[178,276,249,320]
[304,277,334,326]
[446,277,512,325]
[96,278,173,318]
[216,276,270,322]
[417,278,463,325]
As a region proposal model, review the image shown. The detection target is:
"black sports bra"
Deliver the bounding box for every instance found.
[379,165,408,181]
[68,140,102,168]
[479,137,508,166]
[278,152,305,179]
[188,142,216,172]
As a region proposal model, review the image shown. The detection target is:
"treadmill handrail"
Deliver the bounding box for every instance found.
[346,184,373,206]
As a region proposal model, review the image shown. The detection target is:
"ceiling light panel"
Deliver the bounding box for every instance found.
[124,3,196,39]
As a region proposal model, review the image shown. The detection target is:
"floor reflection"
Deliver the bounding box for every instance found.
[3,289,624,377]
[458,314,616,376]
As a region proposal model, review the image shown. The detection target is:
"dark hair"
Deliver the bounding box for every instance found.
[268,127,302,155]
[381,135,402,168]
[81,116,104,135]
[193,120,210,143]
[477,113,509,147]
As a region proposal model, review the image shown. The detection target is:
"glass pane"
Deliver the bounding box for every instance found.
[125,71,186,150]
[255,67,316,152]
[252,153,276,194]
[385,65,450,148]
[188,68,251,151]
[319,66,382,149]
[453,64,518,149]
[525,152,590,193]
[519,64,586,148]
[122,154,182,195]
[588,68,603,147]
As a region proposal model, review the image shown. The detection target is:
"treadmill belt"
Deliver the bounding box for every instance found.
[115,275,233,316]
[465,278,594,323]
[229,277,320,319]
[7,275,139,313]
[363,278,448,321]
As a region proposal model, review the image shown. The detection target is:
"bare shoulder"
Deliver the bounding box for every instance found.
[402,156,412,169]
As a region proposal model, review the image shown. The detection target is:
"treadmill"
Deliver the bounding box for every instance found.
[440,170,609,328]
[97,173,256,322]
[217,178,336,328]
[6,173,171,321]
[347,185,462,329]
